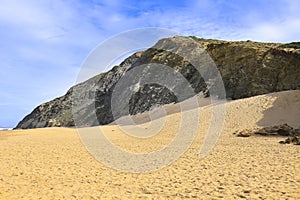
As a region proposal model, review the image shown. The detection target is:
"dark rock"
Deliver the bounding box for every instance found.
[129,83,178,115]
[253,124,294,136]
[281,129,300,144]
[279,136,300,145]
[235,124,300,145]
[294,129,300,134]
[277,123,293,136]
[292,136,300,145]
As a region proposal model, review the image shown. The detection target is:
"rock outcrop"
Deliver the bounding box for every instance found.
[234,124,300,145]
[15,36,300,129]
[279,128,300,145]
[234,124,294,137]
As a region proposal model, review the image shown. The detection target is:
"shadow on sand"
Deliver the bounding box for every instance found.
[256,90,300,128]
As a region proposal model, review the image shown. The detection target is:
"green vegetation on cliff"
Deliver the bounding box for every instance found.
[279,42,300,49]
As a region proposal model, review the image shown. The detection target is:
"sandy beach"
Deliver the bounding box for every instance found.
[0,90,299,199]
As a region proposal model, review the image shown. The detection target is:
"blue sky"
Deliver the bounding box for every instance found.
[0,0,299,128]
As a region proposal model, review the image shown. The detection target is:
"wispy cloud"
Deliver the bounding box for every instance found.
[233,0,299,42]
[0,0,299,127]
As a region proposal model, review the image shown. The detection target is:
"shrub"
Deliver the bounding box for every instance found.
[279,42,300,49]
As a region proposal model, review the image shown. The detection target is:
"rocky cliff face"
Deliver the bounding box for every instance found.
[15,37,300,129]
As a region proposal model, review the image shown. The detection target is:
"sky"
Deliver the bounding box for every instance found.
[0,0,299,128]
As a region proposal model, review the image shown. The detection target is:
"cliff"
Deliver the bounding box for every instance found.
[15,37,300,129]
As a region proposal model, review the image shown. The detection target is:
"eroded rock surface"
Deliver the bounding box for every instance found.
[16,36,300,129]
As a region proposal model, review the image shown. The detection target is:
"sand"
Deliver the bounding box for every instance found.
[0,90,299,199]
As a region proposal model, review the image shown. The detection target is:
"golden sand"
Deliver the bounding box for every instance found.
[0,90,299,199]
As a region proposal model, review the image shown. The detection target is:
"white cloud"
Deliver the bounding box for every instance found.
[232,0,300,42]
[1,0,300,127]
[0,1,49,25]
[247,19,300,42]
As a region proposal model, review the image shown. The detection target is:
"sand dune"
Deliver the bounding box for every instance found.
[0,90,299,199]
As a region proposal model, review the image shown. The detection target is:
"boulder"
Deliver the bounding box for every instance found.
[235,124,294,138]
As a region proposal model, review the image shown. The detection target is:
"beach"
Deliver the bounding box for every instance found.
[0,90,299,199]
